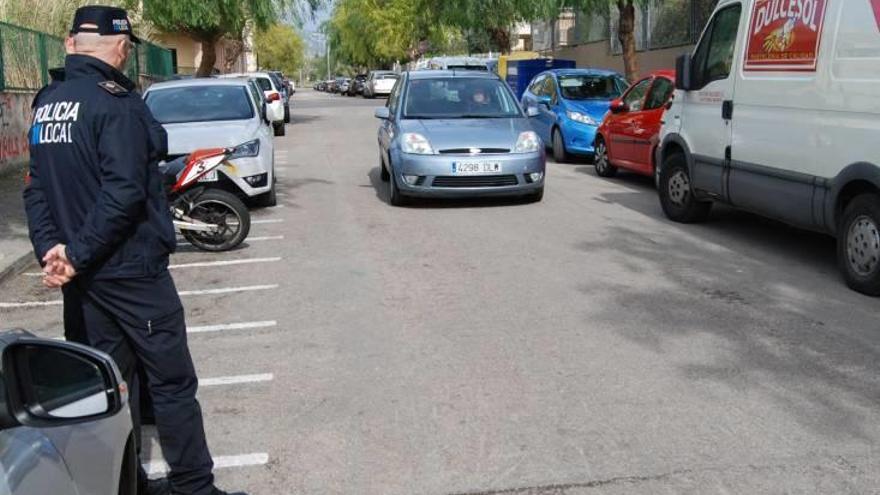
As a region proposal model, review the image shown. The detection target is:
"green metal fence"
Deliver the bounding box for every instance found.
[0,21,174,92]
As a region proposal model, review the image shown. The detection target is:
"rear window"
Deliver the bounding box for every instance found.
[255,77,273,91]
[146,86,255,124]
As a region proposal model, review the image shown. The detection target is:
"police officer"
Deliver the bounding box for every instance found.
[24,6,245,495]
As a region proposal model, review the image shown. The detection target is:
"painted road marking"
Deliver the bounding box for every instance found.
[176,236,285,247]
[145,453,269,476]
[178,285,278,296]
[200,373,274,387]
[170,257,281,269]
[188,320,277,334]
[251,219,285,224]
[2,286,278,309]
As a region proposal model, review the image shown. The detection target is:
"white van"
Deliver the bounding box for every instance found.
[656,0,880,295]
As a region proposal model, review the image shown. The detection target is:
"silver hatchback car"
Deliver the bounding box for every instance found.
[0,330,133,495]
[375,71,546,206]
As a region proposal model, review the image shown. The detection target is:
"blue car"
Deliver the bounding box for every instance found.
[521,68,629,162]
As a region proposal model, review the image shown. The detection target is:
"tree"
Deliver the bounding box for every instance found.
[140,0,315,77]
[255,24,306,75]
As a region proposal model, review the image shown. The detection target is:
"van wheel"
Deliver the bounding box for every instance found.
[838,193,880,296]
[593,137,617,178]
[552,128,569,163]
[659,152,711,223]
[273,123,286,137]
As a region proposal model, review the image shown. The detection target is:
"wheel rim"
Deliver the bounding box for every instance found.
[668,169,691,207]
[188,200,242,245]
[595,142,607,172]
[846,214,880,276]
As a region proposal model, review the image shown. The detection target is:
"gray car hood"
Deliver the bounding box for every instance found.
[401,118,530,152]
[163,120,260,155]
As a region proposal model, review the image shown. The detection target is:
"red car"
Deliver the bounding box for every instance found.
[594,70,675,179]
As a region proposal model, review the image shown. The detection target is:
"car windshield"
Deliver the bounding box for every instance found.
[558,74,625,100]
[146,86,254,124]
[403,78,521,119]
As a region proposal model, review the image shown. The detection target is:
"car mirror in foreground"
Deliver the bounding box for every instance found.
[609,99,628,114]
[675,53,694,91]
[374,107,390,120]
[526,106,540,118]
[1,336,125,429]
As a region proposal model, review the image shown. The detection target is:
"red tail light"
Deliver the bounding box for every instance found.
[267,92,281,102]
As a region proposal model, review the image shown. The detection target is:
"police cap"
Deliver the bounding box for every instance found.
[70,5,141,44]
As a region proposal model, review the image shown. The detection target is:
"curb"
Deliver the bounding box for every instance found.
[0,250,33,284]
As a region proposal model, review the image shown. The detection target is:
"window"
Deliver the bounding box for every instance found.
[622,78,651,111]
[387,77,402,115]
[557,74,625,100]
[247,81,263,109]
[403,78,521,119]
[255,77,273,91]
[146,86,255,124]
[693,4,741,87]
[644,78,674,110]
[543,77,558,104]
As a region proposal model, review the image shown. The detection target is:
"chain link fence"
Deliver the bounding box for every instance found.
[0,21,174,92]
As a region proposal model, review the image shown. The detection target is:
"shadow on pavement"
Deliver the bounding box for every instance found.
[574,207,879,442]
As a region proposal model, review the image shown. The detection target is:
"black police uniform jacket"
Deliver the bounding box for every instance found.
[24,54,176,281]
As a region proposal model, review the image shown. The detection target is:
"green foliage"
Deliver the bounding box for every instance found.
[140,0,278,41]
[255,23,306,74]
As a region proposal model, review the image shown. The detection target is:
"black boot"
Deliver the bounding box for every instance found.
[139,477,170,495]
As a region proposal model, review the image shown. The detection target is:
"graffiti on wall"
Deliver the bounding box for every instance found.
[0,92,34,171]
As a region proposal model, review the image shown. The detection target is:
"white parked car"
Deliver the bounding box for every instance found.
[144,78,278,207]
[220,71,287,136]
[363,70,399,98]
[657,0,880,295]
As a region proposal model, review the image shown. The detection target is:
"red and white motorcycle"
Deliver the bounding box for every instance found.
[160,148,251,252]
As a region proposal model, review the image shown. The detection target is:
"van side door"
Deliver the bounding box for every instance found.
[681,3,743,200]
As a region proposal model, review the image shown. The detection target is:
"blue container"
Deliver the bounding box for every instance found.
[506,58,576,100]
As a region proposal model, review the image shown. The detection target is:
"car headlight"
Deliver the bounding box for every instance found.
[514,131,541,153]
[567,111,598,126]
[401,133,434,155]
[228,139,260,159]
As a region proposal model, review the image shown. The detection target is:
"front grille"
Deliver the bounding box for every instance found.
[438,148,510,155]
[432,175,519,188]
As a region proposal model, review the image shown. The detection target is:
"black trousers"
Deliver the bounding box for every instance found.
[63,271,215,495]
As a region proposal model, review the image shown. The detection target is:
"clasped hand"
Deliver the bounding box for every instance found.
[42,244,77,289]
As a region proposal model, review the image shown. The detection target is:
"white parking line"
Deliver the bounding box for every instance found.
[170,257,281,269]
[251,219,285,224]
[188,320,277,334]
[176,236,285,247]
[144,453,269,476]
[178,285,278,296]
[0,300,63,308]
[200,373,274,387]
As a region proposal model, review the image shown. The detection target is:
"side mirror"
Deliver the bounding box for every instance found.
[2,338,124,429]
[675,53,694,91]
[374,107,391,120]
[261,102,270,124]
[609,99,628,114]
[526,106,540,118]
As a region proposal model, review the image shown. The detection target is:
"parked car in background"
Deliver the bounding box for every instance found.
[338,77,352,95]
[364,70,399,98]
[657,0,880,295]
[594,70,675,179]
[268,70,292,123]
[374,70,545,206]
[416,56,491,71]
[144,78,278,207]
[0,329,133,495]
[348,74,367,96]
[521,68,628,163]
[219,72,287,136]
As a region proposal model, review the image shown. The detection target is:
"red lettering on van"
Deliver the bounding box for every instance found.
[745,0,828,72]
[871,0,880,31]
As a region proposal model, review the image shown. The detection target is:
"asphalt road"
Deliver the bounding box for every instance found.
[1,89,879,494]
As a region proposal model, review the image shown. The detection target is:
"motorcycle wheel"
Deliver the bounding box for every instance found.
[181,189,251,252]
